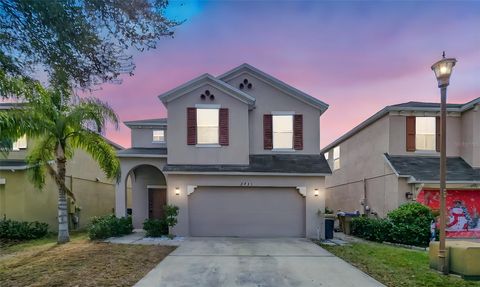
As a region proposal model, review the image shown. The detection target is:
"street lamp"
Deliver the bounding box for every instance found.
[431,52,456,275]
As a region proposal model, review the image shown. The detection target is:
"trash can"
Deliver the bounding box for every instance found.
[324,215,335,239]
[337,211,360,235]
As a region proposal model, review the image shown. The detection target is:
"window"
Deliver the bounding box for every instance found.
[272,115,293,149]
[333,146,340,170]
[415,117,436,151]
[152,130,165,143]
[12,135,27,151]
[197,108,219,144]
[324,152,329,160]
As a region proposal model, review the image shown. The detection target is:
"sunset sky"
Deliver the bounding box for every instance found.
[88,1,480,149]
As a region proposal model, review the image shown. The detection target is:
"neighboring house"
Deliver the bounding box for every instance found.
[115,64,331,239]
[322,98,480,237]
[0,103,123,230]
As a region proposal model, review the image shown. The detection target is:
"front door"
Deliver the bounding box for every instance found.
[148,188,167,220]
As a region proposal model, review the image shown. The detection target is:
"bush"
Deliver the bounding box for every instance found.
[350,202,434,247]
[88,214,133,240]
[0,219,49,240]
[143,204,179,237]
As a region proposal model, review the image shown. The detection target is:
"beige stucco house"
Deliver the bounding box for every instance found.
[322,98,480,225]
[0,103,123,230]
[115,64,331,239]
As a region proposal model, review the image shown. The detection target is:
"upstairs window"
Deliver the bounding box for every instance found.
[324,152,329,160]
[152,130,165,143]
[197,108,219,144]
[12,135,27,151]
[333,146,340,170]
[272,115,293,149]
[415,117,436,151]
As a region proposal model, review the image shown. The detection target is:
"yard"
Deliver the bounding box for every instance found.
[0,232,175,287]
[318,241,480,287]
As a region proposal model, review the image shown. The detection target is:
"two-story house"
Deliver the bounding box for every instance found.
[0,103,123,230]
[115,64,331,239]
[322,99,480,237]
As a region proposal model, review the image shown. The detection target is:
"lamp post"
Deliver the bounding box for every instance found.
[431,52,457,275]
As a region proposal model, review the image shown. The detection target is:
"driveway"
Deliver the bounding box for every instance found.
[134,237,384,287]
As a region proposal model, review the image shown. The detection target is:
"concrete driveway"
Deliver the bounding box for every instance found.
[134,237,384,287]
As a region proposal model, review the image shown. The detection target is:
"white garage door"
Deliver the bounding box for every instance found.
[188,187,306,237]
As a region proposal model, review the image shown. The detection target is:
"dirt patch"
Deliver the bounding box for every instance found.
[0,239,175,287]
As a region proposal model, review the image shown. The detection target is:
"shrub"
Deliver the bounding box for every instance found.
[350,202,434,247]
[88,214,133,240]
[0,219,49,240]
[143,204,179,237]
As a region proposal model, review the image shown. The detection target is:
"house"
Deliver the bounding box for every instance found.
[0,103,123,230]
[115,64,331,238]
[322,98,480,237]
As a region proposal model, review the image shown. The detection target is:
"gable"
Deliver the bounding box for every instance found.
[218,64,329,113]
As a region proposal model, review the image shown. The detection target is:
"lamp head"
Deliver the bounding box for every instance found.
[431,52,457,87]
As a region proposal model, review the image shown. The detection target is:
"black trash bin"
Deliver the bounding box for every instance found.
[325,216,335,239]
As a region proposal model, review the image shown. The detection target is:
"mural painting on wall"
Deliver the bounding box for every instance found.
[417,189,480,238]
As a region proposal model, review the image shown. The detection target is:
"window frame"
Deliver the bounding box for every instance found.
[272,112,294,150]
[195,105,220,146]
[152,130,165,143]
[333,146,340,171]
[12,135,27,151]
[415,117,436,151]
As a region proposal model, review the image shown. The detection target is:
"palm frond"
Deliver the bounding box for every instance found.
[65,97,119,134]
[25,136,56,190]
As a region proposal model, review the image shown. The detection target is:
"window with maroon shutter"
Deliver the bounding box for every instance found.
[406,116,416,152]
[187,107,197,145]
[219,108,229,146]
[263,114,273,150]
[436,116,440,152]
[293,114,303,150]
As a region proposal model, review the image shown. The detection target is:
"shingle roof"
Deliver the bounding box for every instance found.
[0,159,29,170]
[390,101,464,109]
[163,154,331,174]
[124,118,167,127]
[384,153,480,182]
[117,148,167,157]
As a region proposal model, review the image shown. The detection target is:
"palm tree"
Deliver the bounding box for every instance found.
[0,78,120,244]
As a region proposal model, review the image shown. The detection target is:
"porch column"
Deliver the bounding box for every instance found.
[115,174,127,217]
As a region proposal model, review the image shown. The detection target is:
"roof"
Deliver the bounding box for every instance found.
[322,97,480,152]
[0,102,26,110]
[0,159,29,170]
[163,154,332,175]
[384,153,480,183]
[218,63,329,113]
[158,73,256,107]
[124,118,167,128]
[117,148,167,158]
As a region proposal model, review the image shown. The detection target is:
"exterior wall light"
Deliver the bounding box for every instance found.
[175,187,180,195]
[314,189,319,196]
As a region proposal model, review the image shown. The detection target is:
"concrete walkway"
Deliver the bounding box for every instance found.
[104,231,184,246]
[134,237,385,287]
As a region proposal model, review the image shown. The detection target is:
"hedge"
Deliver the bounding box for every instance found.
[351,202,434,247]
[0,219,49,240]
[88,214,133,240]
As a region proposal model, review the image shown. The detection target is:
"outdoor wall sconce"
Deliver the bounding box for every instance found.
[405,191,413,200]
[314,189,319,196]
[175,187,180,195]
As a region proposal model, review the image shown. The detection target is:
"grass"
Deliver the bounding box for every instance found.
[0,232,176,287]
[317,241,480,287]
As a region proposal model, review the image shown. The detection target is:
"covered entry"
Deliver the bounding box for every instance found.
[188,187,306,237]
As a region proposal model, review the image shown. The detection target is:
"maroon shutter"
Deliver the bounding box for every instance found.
[219,108,229,146]
[263,114,273,150]
[293,114,303,150]
[187,107,197,145]
[436,116,440,152]
[406,116,416,152]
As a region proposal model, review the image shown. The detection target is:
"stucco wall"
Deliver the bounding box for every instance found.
[225,73,322,154]
[165,84,250,165]
[0,149,116,230]
[131,127,167,149]
[460,107,480,168]
[166,174,326,239]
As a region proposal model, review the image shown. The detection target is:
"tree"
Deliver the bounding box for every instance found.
[0,74,120,243]
[0,0,179,91]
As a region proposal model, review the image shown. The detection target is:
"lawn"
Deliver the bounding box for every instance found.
[318,241,480,287]
[0,232,176,287]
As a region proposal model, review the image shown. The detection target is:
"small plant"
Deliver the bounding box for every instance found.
[143,204,179,238]
[88,214,133,240]
[0,219,49,240]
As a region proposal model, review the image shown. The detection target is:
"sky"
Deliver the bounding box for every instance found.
[88,1,480,149]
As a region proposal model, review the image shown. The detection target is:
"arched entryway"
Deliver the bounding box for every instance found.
[124,164,167,229]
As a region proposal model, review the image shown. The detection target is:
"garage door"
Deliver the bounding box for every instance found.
[188,187,306,237]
